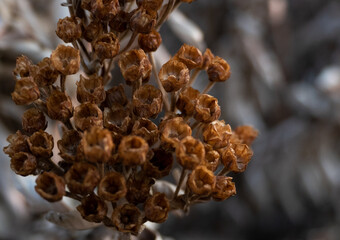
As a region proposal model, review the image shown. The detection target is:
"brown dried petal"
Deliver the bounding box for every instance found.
[112,204,142,235]
[56,16,82,43]
[27,130,54,158]
[138,29,162,52]
[176,136,205,170]
[35,172,65,202]
[144,193,169,223]
[187,165,216,196]
[133,84,162,119]
[136,0,163,11]
[46,90,73,122]
[176,87,200,116]
[51,45,80,75]
[202,120,232,150]
[83,21,103,42]
[33,57,59,86]
[93,32,120,60]
[76,74,106,104]
[159,59,189,92]
[234,125,258,146]
[77,194,108,223]
[118,136,149,166]
[3,131,29,158]
[212,176,236,201]
[207,56,231,82]
[102,84,128,108]
[10,152,37,176]
[201,48,214,70]
[219,144,253,173]
[89,0,120,20]
[22,108,47,134]
[130,9,157,34]
[98,172,126,201]
[126,171,154,204]
[174,44,203,69]
[13,55,35,78]
[109,10,131,32]
[194,94,221,123]
[132,118,159,146]
[74,103,103,131]
[57,129,82,162]
[11,77,40,105]
[143,148,173,178]
[160,117,192,150]
[103,107,133,134]
[203,144,220,172]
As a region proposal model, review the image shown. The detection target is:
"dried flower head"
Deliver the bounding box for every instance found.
[159,59,190,92]
[138,29,162,52]
[220,144,253,173]
[144,193,170,223]
[93,32,120,60]
[46,90,73,122]
[143,148,173,178]
[201,48,214,70]
[133,84,162,118]
[130,9,157,34]
[56,16,82,43]
[98,172,127,201]
[160,117,192,150]
[27,130,54,158]
[34,57,59,86]
[212,176,236,201]
[88,0,120,20]
[132,118,159,146]
[3,131,29,158]
[109,10,131,32]
[22,108,47,134]
[234,125,259,146]
[57,129,82,162]
[76,74,106,104]
[187,165,216,196]
[207,56,231,82]
[202,120,232,149]
[176,136,205,170]
[35,172,65,202]
[77,194,108,223]
[102,84,128,108]
[118,135,149,166]
[112,204,142,235]
[10,152,37,176]
[126,171,154,204]
[176,87,200,116]
[203,144,220,172]
[194,94,221,123]
[11,77,40,105]
[13,55,35,78]
[103,107,133,134]
[51,45,80,75]
[83,21,103,42]
[74,103,103,131]
[174,44,203,69]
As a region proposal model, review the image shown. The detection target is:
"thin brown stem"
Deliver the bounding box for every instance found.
[65,191,82,201]
[188,69,201,86]
[119,31,138,55]
[171,92,177,112]
[156,0,175,29]
[45,158,64,176]
[60,75,66,92]
[202,81,215,94]
[66,0,75,17]
[217,165,230,176]
[173,168,186,200]
[77,39,91,60]
[190,121,200,130]
[63,119,74,130]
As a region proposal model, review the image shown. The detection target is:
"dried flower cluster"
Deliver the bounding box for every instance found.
[3,0,257,236]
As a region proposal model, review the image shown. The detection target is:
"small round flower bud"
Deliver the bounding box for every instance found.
[118,135,149,166]
[201,48,214,70]
[27,130,54,158]
[109,10,131,32]
[13,55,35,78]
[219,144,253,173]
[143,148,173,179]
[112,204,142,235]
[159,59,189,92]
[144,193,170,223]
[174,44,203,70]
[46,90,73,122]
[132,118,159,146]
[102,84,128,108]
[202,120,232,150]
[82,126,114,163]
[133,84,162,119]
[3,131,29,158]
[160,117,192,150]
[83,21,103,42]
[34,57,59,86]
[138,29,162,52]
[203,144,220,172]
[194,94,221,123]
[76,74,106,104]
[136,0,163,11]
[11,77,40,105]
[118,49,152,85]
[51,45,80,75]
[74,103,103,131]
[234,125,258,146]
[176,136,205,170]
[187,165,216,196]
[77,194,108,223]
[103,107,133,134]
[98,172,127,201]
[10,152,37,176]
[65,162,100,195]
[207,56,231,82]
[93,32,120,60]
[89,0,120,21]
[35,172,65,202]
[22,108,47,134]
[57,129,82,162]
[126,171,154,204]
[56,16,82,43]
[130,9,157,34]
[212,176,236,201]
[176,87,200,116]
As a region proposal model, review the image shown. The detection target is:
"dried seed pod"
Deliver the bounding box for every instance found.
[207,56,231,82]
[143,148,173,178]
[136,0,163,11]
[187,165,216,196]
[27,130,54,158]
[126,171,154,204]
[57,129,82,162]
[176,136,205,170]
[74,103,103,131]
[35,172,65,202]
[131,118,159,146]
[13,55,35,78]
[76,74,106,104]
[234,125,258,146]
[194,94,221,123]
[89,0,120,20]
[109,10,131,32]
[10,152,37,176]
[159,59,189,92]
[176,87,200,116]
[56,16,82,43]
[118,49,152,85]
[130,8,157,34]
[133,84,162,119]
[11,77,40,105]
[82,126,114,163]
[103,107,133,134]
[102,84,128,108]
[65,162,100,195]
[174,44,203,69]
[144,193,169,223]
[160,117,192,150]
[212,176,236,201]
[202,120,232,150]
[83,20,103,42]
[22,108,47,134]
[203,144,220,172]
[77,194,108,223]
[51,45,80,75]
[201,48,214,70]
[34,57,59,86]
[118,135,149,166]
[46,90,73,122]
[219,144,253,173]
[112,204,142,235]
[138,29,162,52]
[98,172,127,201]
[93,32,120,60]
[3,131,29,158]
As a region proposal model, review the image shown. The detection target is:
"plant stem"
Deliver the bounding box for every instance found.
[173,168,186,200]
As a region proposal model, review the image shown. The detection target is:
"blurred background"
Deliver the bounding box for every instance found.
[1,0,340,239]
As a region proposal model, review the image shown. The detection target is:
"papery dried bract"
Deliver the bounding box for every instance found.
[11,77,40,105]
[35,172,65,202]
[51,45,80,75]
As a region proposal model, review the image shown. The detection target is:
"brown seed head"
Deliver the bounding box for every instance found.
[77,194,108,223]
[201,48,214,70]
[112,204,142,235]
[109,10,131,32]
[56,16,82,43]
[10,152,37,176]
[187,165,216,196]
[51,45,80,75]
[207,56,231,82]
[176,87,200,116]
[176,136,205,170]
[130,9,157,34]
[212,176,236,201]
[144,193,170,223]
[3,131,29,158]
[74,103,103,131]
[132,118,159,145]
[93,32,120,60]
[174,44,203,69]
[103,107,133,134]
[202,120,232,149]
[143,148,173,179]
[22,108,47,134]
[126,171,154,204]
[76,74,106,104]
[194,94,221,123]
[160,117,192,150]
[234,125,258,146]
[102,84,128,108]
[159,59,189,92]
[219,144,253,173]
[118,135,149,166]
[89,0,120,20]
[34,57,59,86]
[133,84,162,119]
[11,77,40,105]
[83,21,103,42]
[35,172,65,202]
[138,29,162,52]
[13,55,35,78]
[136,0,163,11]
[98,171,127,201]
[46,90,73,122]
[27,130,54,158]
[57,129,82,162]
[203,144,220,172]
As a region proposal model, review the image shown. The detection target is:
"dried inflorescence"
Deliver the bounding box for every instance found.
[3,0,258,236]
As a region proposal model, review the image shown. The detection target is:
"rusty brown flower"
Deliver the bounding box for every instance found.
[76,74,106,104]
[35,172,65,202]
[194,94,221,123]
[10,152,37,176]
[112,204,143,235]
[202,120,232,150]
[27,130,54,158]
[51,45,80,75]
[212,176,236,201]
[34,57,59,86]
[187,165,216,196]
[98,171,127,201]
[159,59,189,92]
[118,135,149,166]
[46,90,73,122]
[133,84,162,119]
[77,194,108,223]
[176,136,205,170]
[143,148,173,179]
[56,16,82,43]
[22,108,47,134]
[138,29,162,52]
[11,77,40,105]
[57,129,82,162]
[144,193,170,223]
[176,87,200,116]
[74,103,103,131]
[174,44,203,69]
[93,32,120,60]
[207,56,231,82]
